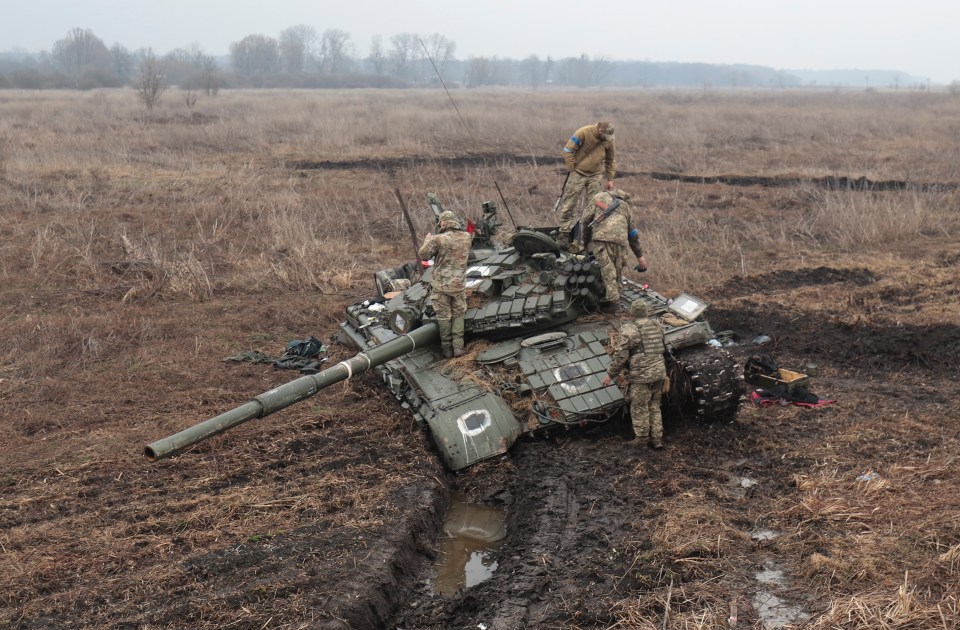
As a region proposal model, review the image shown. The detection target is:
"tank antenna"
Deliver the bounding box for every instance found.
[394,187,422,262]
[419,38,517,228]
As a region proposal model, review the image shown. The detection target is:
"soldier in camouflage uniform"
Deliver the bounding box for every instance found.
[418,210,473,358]
[602,300,667,448]
[581,188,646,310]
[556,121,616,249]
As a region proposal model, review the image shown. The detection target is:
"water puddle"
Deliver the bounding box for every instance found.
[751,529,779,541]
[728,475,758,499]
[753,591,808,629]
[753,561,809,628]
[755,566,785,585]
[432,493,507,595]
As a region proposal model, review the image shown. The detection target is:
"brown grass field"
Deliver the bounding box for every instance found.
[1,87,959,629]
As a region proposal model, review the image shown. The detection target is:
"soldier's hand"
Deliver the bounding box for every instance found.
[604,180,614,191]
[602,375,612,387]
[634,255,647,273]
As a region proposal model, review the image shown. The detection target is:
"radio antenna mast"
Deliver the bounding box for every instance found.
[419,38,517,228]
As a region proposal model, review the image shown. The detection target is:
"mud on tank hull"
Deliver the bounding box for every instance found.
[338,230,741,471]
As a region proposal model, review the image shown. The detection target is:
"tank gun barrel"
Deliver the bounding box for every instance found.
[144,322,440,462]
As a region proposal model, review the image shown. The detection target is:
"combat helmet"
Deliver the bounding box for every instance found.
[438,210,461,231]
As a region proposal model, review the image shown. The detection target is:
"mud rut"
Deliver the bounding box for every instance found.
[290,155,960,193]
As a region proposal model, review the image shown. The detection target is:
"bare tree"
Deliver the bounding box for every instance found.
[136,49,166,112]
[557,54,593,87]
[230,34,281,76]
[465,56,495,87]
[279,25,317,74]
[389,33,422,82]
[195,53,220,95]
[521,55,546,88]
[162,48,196,85]
[591,56,613,85]
[110,43,134,82]
[52,28,111,86]
[422,33,456,76]
[317,29,350,74]
[367,35,387,75]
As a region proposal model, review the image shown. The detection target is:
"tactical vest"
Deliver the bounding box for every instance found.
[638,319,665,355]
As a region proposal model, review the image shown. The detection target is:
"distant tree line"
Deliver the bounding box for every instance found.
[0,26,940,92]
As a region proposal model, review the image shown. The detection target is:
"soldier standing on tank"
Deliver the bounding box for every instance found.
[418,210,473,358]
[602,300,667,448]
[580,188,647,311]
[556,121,617,250]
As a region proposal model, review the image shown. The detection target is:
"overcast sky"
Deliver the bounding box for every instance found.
[4,0,957,83]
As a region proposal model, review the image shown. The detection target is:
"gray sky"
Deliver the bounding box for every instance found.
[4,0,957,83]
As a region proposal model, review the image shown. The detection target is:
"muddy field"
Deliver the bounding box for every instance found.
[2,89,960,629]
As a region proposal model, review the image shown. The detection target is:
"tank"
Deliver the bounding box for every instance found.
[145,193,742,470]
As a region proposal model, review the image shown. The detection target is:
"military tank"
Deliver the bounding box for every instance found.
[145,193,741,470]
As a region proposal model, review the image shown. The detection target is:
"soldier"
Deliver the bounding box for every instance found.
[602,300,667,448]
[418,210,473,358]
[556,121,616,250]
[580,188,646,311]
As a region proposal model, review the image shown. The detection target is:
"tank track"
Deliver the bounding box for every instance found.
[665,345,743,424]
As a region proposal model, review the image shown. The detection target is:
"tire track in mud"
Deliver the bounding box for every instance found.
[289,155,958,192]
[394,434,646,629]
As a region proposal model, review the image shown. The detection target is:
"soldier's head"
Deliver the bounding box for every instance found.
[438,210,460,231]
[593,191,614,208]
[598,121,615,141]
[630,299,648,318]
[610,188,631,201]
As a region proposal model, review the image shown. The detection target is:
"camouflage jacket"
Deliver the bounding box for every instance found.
[418,228,472,294]
[607,318,667,383]
[582,192,643,257]
[563,124,616,179]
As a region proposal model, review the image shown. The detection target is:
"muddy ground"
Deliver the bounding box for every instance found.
[4,121,960,627]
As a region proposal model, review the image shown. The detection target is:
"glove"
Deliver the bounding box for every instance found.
[634,263,647,273]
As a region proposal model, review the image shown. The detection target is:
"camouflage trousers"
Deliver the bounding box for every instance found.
[628,379,664,443]
[557,171,602,235]
[590,241,626,302]
[432,289,467,352]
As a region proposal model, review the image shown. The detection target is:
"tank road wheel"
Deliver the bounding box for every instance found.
[663,346,742,425]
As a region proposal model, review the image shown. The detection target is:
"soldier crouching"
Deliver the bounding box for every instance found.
[580,189,647,311]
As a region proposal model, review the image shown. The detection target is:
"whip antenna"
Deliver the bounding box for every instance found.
[419,37,517,227]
